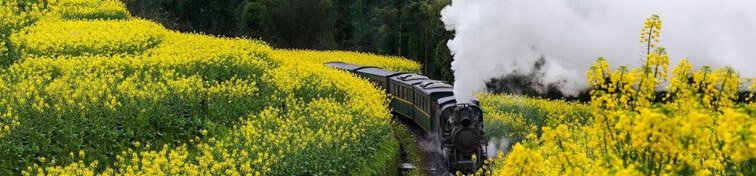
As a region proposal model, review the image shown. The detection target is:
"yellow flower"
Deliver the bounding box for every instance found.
[489,14,755,176]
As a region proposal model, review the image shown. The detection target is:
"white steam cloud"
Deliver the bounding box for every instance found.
[441,0,756,103]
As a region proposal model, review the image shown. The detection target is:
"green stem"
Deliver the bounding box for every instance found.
[634,24,655,110]
[715,70,733,110]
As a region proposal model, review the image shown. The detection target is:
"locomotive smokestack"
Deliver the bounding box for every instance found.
[454,103,479,127]
[456,105,472,126]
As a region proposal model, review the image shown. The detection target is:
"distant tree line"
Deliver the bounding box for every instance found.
[122,0,454,81]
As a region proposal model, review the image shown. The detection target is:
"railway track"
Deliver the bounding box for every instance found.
[394,115,451,176]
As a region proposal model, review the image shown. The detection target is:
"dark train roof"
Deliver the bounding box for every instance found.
[414,80,454,95]
[390,73,429,85]
[438,96,480,106]
[418,80,452,89]
[438,96,457,105]
[438,96,458,112]
[355,67,402,77]
[324,61,376,72]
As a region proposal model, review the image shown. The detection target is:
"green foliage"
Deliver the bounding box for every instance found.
[391,122,424,176]
[122,0,237,35]
[241,0,338,49]
[122,0,455,81]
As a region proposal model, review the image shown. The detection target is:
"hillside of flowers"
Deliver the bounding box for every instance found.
[481,15,756,176]
[5,1,754,175]
[0,0,420,175]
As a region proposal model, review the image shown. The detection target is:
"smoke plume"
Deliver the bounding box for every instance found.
[441,0,756,103]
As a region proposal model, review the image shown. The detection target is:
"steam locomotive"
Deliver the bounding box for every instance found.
[325,62,487,174]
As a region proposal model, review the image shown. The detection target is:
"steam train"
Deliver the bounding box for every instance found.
[325,62,487,174]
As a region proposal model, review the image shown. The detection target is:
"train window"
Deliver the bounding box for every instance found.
[398,86,402,98]
[416,93,419,104]
[427,98,430,114]
[420,96,423,108]
[399,86,402,98]
[424,98,427,112]
[405,87,409,99]
[425,97,428,113]
[408,88,411,100]
[398,86,401,97]
[402,86,406,99]
[418,96,422,110]
[416,96,419,108]
[425,97,429,112]
[415,93,418,104]
[406,87,409,100]
[426,99,430,114]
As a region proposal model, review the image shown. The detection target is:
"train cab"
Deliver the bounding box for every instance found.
[437,96,457,136]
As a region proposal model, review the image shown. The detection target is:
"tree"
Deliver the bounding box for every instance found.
[123,0,456,81]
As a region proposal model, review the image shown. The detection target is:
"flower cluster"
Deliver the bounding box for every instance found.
[478,93,590,141]
[750,79,756,104]
[50,0,130,20]
[640,14,662,49]
[11,19,166,58]
[487,14,756,176]
[1,0,49,66]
